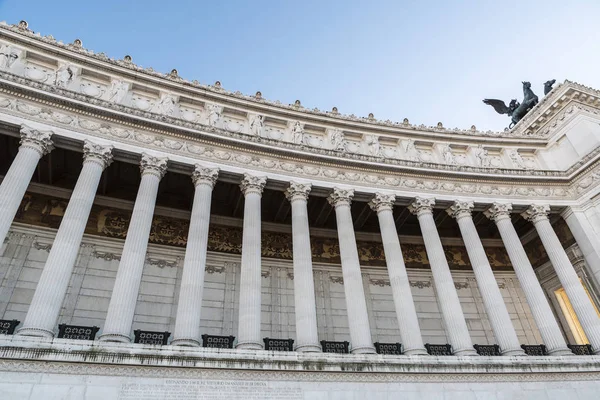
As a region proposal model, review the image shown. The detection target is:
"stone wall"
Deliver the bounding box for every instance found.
[0,224,544,346]
[1,338,600,400]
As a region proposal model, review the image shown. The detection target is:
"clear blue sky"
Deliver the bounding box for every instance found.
[1,0,599,131]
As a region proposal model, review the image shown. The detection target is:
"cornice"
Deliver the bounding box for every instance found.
[2,20,597,142]
[2,22,600,202]
[0,73,594,185]
[3,83,600,203]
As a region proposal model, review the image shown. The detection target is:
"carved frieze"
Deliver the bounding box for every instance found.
[12,191,522,270]
[0,91,594,201]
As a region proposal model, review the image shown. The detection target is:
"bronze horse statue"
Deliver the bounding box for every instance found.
[483,80,554,129]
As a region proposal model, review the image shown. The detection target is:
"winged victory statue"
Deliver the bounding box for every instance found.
[483,79,555,129]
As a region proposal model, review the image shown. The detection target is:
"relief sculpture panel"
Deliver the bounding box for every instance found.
[15,192,519,270]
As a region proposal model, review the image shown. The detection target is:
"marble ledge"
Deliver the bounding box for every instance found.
[1,335,599,374]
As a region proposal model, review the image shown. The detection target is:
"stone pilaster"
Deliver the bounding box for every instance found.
[408,197,477,356]
[99,154,168,342]
[522,204,600,354]
[18,141,113,338]
[447,201,524,356]
[561,207,600,293]
[236,174,267,350]
[369,193,427,355]
[172,166,219,346]
[286,182,321,352]
[328,188,376,354]
[0,126,54,245]
[485,203,572,355]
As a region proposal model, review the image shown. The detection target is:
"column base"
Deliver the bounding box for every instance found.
[350,345,377,354]
[403,347,429,356]
[294,343,322,353]
[170,338,201,347]
[452,347,479,356]
[500,347,527,356]
[236,341,263,350]
[546,346,575,356]
[98,333,131,343]
[16,326,55,338]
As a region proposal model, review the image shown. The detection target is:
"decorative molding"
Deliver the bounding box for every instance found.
[370,278,390,287]
[454,281,469,290]
[205,265,225,274]
[410,280,432,289]
[146,257,178,268]
[32,241,51,252]
[0,92,596,201]
[91,250,121,261]
[329,276,344,285]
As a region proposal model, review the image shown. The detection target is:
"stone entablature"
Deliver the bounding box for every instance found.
[1,20,600,191]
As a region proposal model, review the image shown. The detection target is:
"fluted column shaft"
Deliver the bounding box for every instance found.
[99,154,168,342]
[328,188,375,354]
[171,166,219,346]
[370,194,427,355]
[448,201,524,356]
[287,182,321,352]
[236,174,267,350]
[409,198,477,356]
[18,141,113,337]
[0,126,53,245]
[523,205,600,354]
[485,203,572,355]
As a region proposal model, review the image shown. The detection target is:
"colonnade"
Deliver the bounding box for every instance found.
[2,127,600,355]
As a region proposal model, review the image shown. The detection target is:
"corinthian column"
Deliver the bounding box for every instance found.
[522,205,600,354]
[0,126,54,245]
[18,141,113,338]
[328,188,375,354]
[286,182,320,352]
[236,174,267,350]
[172,166,219,346]
[409,197,477,356]
[369,193,427,355]
[447,201,524,355]
[99,154,168,342]
[484,203,572,355]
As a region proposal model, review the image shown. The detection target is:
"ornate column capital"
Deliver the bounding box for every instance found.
[484,203,513,222]
[368,193,396,213]
[192,165,219,188]
[83,140,113,169]
[521,204,551,224]
[408,197,435,216]
[139,153,168,179]
[286,182,311,202]
[446,201,474,220]
[327,188,354,208]
[240,173,266,196]
[19,125,54,156]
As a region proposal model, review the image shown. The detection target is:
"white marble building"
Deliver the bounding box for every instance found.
[1,19,600,399]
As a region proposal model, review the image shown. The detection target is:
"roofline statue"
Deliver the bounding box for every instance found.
[483,80,555,129]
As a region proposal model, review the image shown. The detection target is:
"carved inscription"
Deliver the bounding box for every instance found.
[118,380,303,399]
